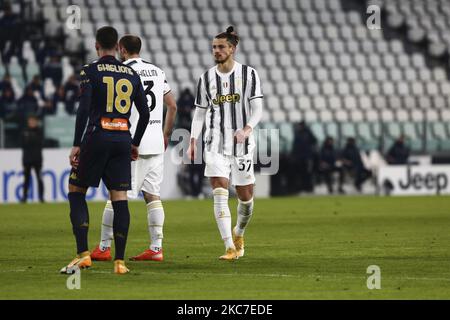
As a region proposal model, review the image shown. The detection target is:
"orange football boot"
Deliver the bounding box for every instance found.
[114,260,130,274]
[60,251,92,274]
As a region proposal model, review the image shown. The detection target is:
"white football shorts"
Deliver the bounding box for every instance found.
[204,150,255,186]
[127,153,164,198]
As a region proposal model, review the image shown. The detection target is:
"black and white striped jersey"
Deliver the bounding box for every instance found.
[195,61,263,156]
[124,58,171,155]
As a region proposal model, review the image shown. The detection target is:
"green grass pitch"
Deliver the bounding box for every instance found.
[1,195,450,299]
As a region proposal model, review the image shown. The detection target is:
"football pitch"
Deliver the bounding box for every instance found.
[1,195,450,300]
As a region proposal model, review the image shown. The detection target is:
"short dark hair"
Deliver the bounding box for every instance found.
[215,26,239,47]
[95,26,118,50]
[119,35,142,55]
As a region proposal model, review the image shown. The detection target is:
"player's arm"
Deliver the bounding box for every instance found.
[235,68,264,143]
[187,76,208,160]
[162,79,177,150]
[132,81,150,148]
[188,106,207,161]
[70,67,91,168]
[235,97,263,144]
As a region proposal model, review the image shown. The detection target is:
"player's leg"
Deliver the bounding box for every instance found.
[204,151,237,259]
[61,135,107,273]
[130,154,165,261]
[68,183,90,255]
[129,192,164,261]
[90,197,114,261]
[102,140,133,274]
[93,154,145,260]
[60,182,92,273]
[210,176,238,260]
[109,189,130,274]
[233,184,254,259]
[231,152,256,258]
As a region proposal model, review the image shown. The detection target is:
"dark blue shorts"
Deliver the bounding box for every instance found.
[69,132,132,191]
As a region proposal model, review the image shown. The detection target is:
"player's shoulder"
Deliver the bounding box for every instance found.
[241,63,258,74]
[126,58,167,76]
[79,61,95,80]
[80,60,95,73]
[200,65,217,79]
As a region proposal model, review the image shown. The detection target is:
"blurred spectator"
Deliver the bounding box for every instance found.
[386,135,410,165]
[176,88,194,131]
[49,85,65,115]
[21,115,44,203]
[42,55,63,87]
[291,121,317,193]
[28,75,54,115]
[319,136,345,194]
[29,75,46,102]
[17,86,39,118]
[0,86,17,118]
[0,2,24,67]
[0,74,16,99]
[63,74,79,114]
[36,39,61,71]
[341,137,371,192]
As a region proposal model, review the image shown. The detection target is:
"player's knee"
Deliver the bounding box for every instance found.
[142,191,160,204]
[238,193,253,202]
[109,190,127,201]
[68,184,87,194]
[236,185,254,202]
[210,177,228,189]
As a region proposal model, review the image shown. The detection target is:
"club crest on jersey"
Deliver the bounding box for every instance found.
[212,93,241,105]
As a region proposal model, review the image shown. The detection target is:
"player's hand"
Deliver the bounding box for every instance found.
[187,138,197,161]
[234,126,252,144]
[131,144,139,161]
[69,146,80,169]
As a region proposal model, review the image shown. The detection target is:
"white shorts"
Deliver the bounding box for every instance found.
[204,151,255,186]
[127,153,164,199]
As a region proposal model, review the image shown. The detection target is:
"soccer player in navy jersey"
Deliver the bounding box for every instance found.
[60,26,149,275]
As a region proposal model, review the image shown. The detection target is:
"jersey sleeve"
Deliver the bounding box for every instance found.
[131,78,150,146]
[194,75,209,109]
[73,66,91,146]
[249,68,264,101]
[162,71,171,95]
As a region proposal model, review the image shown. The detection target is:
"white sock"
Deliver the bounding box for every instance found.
[147,200,165,252]
[213,188,234,249]
[99,200,114,251]
[235,198,254,236]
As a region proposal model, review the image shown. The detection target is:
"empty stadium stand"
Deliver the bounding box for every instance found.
[1,0,450,154]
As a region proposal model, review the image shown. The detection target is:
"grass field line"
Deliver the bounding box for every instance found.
[3,269,450,283]
[83,270,450,283]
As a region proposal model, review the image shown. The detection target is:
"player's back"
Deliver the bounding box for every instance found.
[125,58,171,154]
[81,55,143,141]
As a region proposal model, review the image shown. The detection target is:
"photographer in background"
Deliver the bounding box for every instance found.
[21,114,44,203]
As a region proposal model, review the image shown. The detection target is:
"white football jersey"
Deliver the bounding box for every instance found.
[195,61,263,156]
[125,57,171,155]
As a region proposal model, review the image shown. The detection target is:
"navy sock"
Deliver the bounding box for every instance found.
[68,192,89,254]
[112,200,130,260]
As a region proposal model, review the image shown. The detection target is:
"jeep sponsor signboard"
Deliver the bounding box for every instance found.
[378,165,450,196]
